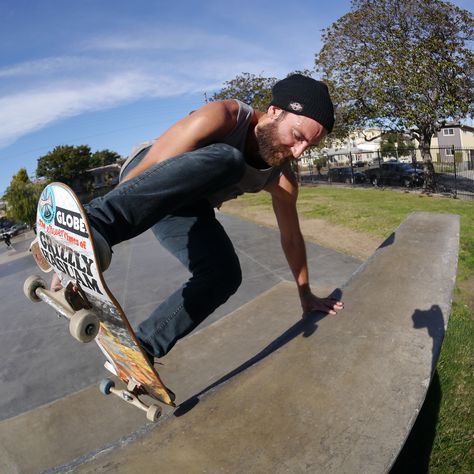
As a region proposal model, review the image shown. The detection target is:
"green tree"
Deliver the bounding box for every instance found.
[89,149,122,168]
[36,145,122,191]
[380,133,413,158]
[3,169,44,225]
[12,168,30,184]
[36,145,92,186]
[316,0,474,191]
[209,72,277,111]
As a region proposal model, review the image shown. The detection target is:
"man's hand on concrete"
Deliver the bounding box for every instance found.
[300,292,344,316]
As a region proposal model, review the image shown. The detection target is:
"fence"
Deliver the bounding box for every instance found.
[296,146,474,200]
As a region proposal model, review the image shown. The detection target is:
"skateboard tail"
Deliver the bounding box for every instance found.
[97,327,175,407]
[29,238,52,272]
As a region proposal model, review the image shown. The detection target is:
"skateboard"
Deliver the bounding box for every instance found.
[24,182,175,421]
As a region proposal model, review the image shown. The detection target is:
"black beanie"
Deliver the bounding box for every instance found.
[270,74,335,133]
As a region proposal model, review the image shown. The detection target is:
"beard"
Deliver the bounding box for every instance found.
[256,120,292,167]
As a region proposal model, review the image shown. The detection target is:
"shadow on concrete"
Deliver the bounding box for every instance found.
[175,288,343,417]
[390,371,442,474]
[412,305,446,373]
[379,232,395,249]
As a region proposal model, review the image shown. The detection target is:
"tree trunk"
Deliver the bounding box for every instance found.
[420,134,436,193]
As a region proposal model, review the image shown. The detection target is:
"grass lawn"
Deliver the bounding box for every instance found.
[231,185,474,473]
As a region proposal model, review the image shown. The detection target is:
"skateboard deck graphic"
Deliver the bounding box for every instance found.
[25,182,175,418]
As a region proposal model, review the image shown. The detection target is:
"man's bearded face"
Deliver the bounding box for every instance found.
[256,117,292,167]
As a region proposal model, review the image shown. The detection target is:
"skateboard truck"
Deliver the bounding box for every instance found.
[23,275,100,343]
[99,367,162,422]
[64,281,92,311]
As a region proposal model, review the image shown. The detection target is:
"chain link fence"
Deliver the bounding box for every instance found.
[296,146,474,200]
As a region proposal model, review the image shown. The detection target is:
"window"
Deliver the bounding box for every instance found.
[445,148,454,157]
[443,128,454,136]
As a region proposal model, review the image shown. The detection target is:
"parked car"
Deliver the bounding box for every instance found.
[0,227,13,238]
[3,223,28,237]
[327,167,367,184]
[364,162,424,187]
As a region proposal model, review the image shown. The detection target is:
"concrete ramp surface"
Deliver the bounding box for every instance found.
[0,212,459,473]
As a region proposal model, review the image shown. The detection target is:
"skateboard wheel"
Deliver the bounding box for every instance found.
[99,378,115,395]
[146,404,162,422]
[23,275,47,302]
[69,309,100,343]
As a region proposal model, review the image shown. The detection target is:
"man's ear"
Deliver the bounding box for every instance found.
[267,105,285,120]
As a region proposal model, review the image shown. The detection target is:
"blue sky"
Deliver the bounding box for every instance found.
[1,0,472,195]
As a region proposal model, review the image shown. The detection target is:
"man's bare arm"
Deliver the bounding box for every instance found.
[121,100,239,182]
[266,169,344,316]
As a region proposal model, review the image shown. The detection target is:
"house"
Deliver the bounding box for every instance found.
[300,128,388,166]
[69,161,124,200]
[298,123,474,169]
[86,163,122,191]
[430,123,474,163]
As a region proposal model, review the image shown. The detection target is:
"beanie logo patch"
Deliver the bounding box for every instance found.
[289,102,303,112]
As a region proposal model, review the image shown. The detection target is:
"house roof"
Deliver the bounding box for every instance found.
[439,123,474,133]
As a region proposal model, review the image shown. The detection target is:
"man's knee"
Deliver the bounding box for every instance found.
[198,255,242,300]
[217,259,242,297]
[206,143,245,180]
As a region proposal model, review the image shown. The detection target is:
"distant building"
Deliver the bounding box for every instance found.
[86,163,122,191]
[301,123,474,167]
[430,123,474,163]
[300,128,401,166]
[70,160,125,199]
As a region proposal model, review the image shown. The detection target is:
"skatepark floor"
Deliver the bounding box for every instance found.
[0,212,459,473]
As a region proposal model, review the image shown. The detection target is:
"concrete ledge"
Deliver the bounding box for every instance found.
[0,212,459,473]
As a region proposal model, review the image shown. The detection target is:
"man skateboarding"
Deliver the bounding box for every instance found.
[51,74,344,364]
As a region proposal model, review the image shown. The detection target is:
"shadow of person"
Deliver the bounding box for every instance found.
[412,305,445,373]
[174,288,343,417]
[391,305,446,473]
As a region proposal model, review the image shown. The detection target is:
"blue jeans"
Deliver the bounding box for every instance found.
[85,144,245,357]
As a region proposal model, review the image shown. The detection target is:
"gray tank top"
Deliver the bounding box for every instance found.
[120,100,285,206]
[207,100,284,207]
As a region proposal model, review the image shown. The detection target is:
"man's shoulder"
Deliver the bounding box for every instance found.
[194,99,239,123]
[211,99,245,119]
[207,99,255,118]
